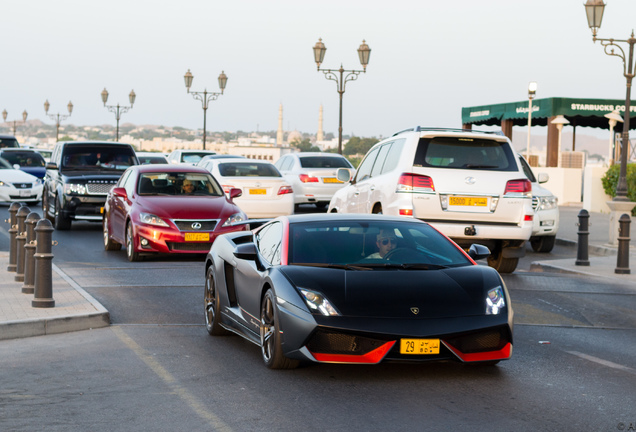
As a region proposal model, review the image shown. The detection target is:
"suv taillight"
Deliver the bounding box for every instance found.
[397,173,435,193]
[299,174,319,183]
[504,179,532,195]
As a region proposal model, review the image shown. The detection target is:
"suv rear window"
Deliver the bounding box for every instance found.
[299,156,351,168]
[62,145,136,170]
[413,137,517,171]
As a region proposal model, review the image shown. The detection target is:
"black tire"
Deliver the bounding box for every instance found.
[530,235,556,253]
[260,289,299,369]
[487,249,518,274]
[53,197,71,230]
[372,205,382,214]
[42,190,54,222]
[204,266,229,336]
[103,218,121,251]
[125,222,141,262]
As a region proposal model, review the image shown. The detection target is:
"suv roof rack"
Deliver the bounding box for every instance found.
[391,127,504,137]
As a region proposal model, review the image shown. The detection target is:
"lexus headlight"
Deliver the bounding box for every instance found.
[34,178,43,186]
[486,287,505,315]
[222,212,247,227]
[0,181,8,187]
[139,212,169,227]
[538,196,558,211]
[64,183,87,195]
[300,288,340,316]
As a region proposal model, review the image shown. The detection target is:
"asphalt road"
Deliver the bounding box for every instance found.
[1,204,635,432]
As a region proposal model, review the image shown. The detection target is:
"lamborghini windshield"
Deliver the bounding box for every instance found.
[289,220,472,268]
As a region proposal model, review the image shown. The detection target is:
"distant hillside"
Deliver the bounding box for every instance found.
[511,131,610,158]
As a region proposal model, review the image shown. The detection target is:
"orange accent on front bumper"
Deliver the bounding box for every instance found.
[443,341,512,362]
[309,341,396,364]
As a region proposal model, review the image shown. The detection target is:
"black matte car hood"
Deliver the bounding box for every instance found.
[281,265,497,319]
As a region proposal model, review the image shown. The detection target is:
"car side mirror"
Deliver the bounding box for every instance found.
[337,168,351,183]
[112,187,127,199]
[229,188,242,200]
[537,172,549,184]
[45,162,58,170]
[468,244,490,261]
[234,242,258,260]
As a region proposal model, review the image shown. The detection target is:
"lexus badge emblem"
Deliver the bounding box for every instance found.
[465,176,476,185]
[191,222,202,230]
[410,307,419,315]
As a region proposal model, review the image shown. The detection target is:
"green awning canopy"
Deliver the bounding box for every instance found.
[462,97,636,130]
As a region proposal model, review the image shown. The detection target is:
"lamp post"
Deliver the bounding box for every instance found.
[183,69,227,150]
[101,88,136,141]
[526,82,537,162]
[584,0,634,201]
[604,109,624,165]
[551,115,570,167]
[313,38,371,155]
[44,100,73,142]
[2,110,28,135]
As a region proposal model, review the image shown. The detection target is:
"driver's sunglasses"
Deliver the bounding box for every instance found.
[379,237,397,246]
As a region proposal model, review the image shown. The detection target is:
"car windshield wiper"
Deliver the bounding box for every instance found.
[352,263,448,270]
[291,263,373,271]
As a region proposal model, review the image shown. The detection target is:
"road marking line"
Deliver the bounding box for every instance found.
[112,326,233,432]
[566,351,636,375]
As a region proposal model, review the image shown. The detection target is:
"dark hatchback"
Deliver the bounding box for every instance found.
[43,141,138,230]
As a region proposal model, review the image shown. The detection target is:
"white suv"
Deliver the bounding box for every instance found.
[328,127,534,273]
[517,154,559,252]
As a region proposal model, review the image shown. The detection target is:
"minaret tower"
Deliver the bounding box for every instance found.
[276,104,284,145]
[317,105,324,142]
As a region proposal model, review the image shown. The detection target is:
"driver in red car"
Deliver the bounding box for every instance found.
[366,229,397,259]
[181,179,195,194]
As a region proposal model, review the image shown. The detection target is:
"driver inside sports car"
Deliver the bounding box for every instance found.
[366,229,397,259]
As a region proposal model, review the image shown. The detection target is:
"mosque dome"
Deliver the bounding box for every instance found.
[287,130,302,144]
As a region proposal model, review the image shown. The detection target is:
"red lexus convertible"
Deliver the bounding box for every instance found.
[103,164,248,261]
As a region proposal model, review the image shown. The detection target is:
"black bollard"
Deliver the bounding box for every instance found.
[6,202,22,272]
[14,205,31,282]
[575,209,590,266]
[615,214,631,275]
[32,219,55,308]
[22,212,41,294]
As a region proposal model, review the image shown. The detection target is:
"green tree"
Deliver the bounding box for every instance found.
[601,163,636,215]
[344,137,379,156]
[292,138,320,152]
[58,135,74,141]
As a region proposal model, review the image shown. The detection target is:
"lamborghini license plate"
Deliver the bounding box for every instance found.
[400,338,440,355]
[449,196,487,207]
[185,232,209,241]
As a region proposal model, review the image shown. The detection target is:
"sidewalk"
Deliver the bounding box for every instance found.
[0,252,109,341]
[0,206,634,341]
[528,205,636,284]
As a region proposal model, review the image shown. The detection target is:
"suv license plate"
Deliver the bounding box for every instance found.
[400,339,440,355]
[449,196,487,207]
[185,233,209,241]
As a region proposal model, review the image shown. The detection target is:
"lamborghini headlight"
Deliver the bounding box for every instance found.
[222,212,247,227]
[300,288,340,316]
[486,287,505,315]
[139,212,169,227]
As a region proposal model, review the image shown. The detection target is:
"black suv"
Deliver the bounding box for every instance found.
[0,134,20,148]
[43,141,138,230]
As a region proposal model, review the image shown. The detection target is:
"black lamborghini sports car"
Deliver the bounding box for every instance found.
[203,214,513,369]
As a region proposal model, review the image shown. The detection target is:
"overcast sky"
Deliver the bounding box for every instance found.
[3,0,635,139]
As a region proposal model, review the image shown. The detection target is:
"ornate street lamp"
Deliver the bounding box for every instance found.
[584,0,634,201]
[313,38,371,155]
[526,82,537,162]
[183,69,227,150]
[2,109,28,135]
[44,99,73,142]
[101,88,136,141]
